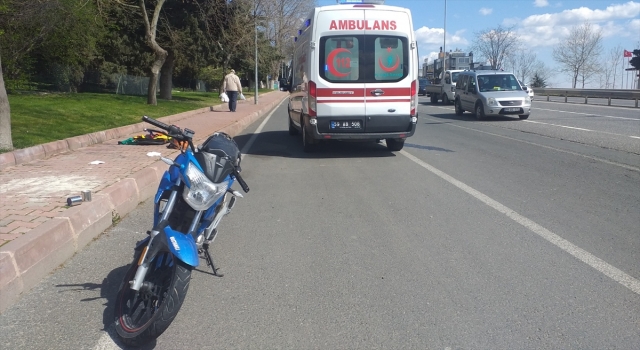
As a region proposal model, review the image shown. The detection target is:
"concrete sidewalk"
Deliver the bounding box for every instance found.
[0,91,288,314]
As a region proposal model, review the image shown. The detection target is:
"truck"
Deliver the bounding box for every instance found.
[425,69,463,104]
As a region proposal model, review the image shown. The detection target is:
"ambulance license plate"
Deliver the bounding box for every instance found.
[330,120,362,130]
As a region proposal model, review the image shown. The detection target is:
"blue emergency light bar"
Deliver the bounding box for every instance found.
[336,0,385,4]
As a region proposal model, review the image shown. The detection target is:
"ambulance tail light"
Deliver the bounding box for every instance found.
[308,80,317,117]
[410,79,417,117]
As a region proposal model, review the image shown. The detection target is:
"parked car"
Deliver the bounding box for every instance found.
[454,70,532,120]
[519,80,535,99]
[418,78,430,96]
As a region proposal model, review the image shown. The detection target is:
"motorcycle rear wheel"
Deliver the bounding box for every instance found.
[114,250,192,347]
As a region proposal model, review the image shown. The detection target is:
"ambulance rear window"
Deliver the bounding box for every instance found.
[320,35,408,83]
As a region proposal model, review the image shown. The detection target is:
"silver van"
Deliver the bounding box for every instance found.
[454,70,531,120]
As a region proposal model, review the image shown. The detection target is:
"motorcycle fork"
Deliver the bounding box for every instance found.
[130,181,183,291]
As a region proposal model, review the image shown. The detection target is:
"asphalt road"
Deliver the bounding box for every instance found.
[1,97,639,349]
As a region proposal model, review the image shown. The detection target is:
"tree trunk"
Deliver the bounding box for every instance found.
[147,48,167,105]
[159,50,174,100]
[0,52,13,151]
[140,0,167,105]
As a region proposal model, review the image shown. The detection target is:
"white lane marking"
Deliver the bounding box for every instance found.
[432,105,639,122]
[241,98,287,155]
[535,107,640,121]
[524,120,640,139]
[425,117,640,172]
[433,106,639,138]
[524,120,592,131]
[400,149,640,295]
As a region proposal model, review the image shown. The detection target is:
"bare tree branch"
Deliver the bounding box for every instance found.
[470,25,520,70]
[552,22,603,88]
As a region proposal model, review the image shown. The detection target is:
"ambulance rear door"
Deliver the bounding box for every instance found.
[363,8,414,133]
[316,9,367,133]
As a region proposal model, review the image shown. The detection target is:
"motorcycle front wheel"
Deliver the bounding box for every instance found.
[114,250,192,347]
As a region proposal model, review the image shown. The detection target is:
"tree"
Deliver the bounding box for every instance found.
[0,51,11,151]
[137,0,167,105]
[531,61,555,87]
[0,0,59,86]
[470,25,520,70]
[530,72,547,88]
[259,0,315,83]
[552,22,603,88]
[505,49,539,84]
[108,0,170,104]
[207,0,261,89]
[599,45,623,89]
[0,0,105,91]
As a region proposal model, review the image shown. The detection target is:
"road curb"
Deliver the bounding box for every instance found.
[0,92,286,314]
[0,106,216,171]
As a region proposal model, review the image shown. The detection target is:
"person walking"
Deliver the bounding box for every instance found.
[223,69,243,112]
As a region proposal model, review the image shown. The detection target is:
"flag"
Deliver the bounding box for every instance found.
[623,49,632,57]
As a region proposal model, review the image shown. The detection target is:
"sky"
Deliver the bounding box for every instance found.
[316,0,640,88]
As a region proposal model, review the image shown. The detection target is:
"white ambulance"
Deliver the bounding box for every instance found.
[287,0,419,152]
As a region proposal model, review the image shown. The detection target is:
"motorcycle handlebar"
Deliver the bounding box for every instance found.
[233,170,250,193]
[142,115,190,142]
[142,115,171,131]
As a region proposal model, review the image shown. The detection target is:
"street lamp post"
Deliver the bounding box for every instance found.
[254,0,258,104]
[443,0,447,74]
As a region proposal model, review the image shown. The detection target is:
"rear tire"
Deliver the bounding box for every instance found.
[386,138,405,151]
[302,123,316,153]
[430,94,438,104]
[114,251,192,347]
[288,109,298,136]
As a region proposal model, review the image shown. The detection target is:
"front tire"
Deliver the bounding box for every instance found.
[519,114,529,120]
[114,251,192,347]
[455,99,464,116]
[442,94,450,105]
[475,103,485,120]
[430,94,438,104]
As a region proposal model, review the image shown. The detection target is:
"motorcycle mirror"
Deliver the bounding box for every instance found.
[161,157,174,166]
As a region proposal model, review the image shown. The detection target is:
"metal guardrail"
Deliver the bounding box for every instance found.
[533,88,640,108]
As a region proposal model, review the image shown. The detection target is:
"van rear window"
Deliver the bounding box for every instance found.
[320,35,408,83]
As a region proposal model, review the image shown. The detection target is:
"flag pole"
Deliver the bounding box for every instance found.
[622,54,625,89]
[620,52,624,89]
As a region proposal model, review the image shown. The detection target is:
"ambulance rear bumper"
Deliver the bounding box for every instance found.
[306,115,417,140]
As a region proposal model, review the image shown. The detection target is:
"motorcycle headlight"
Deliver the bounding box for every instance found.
[182,163,228,211]
[487,98,498,106]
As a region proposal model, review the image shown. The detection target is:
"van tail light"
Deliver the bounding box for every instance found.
[308,81,317,118]
[410,80,417,117]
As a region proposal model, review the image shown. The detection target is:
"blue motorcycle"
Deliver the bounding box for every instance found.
[114,116,249,346]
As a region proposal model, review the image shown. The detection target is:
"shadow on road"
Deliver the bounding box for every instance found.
[233,130,399,159]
